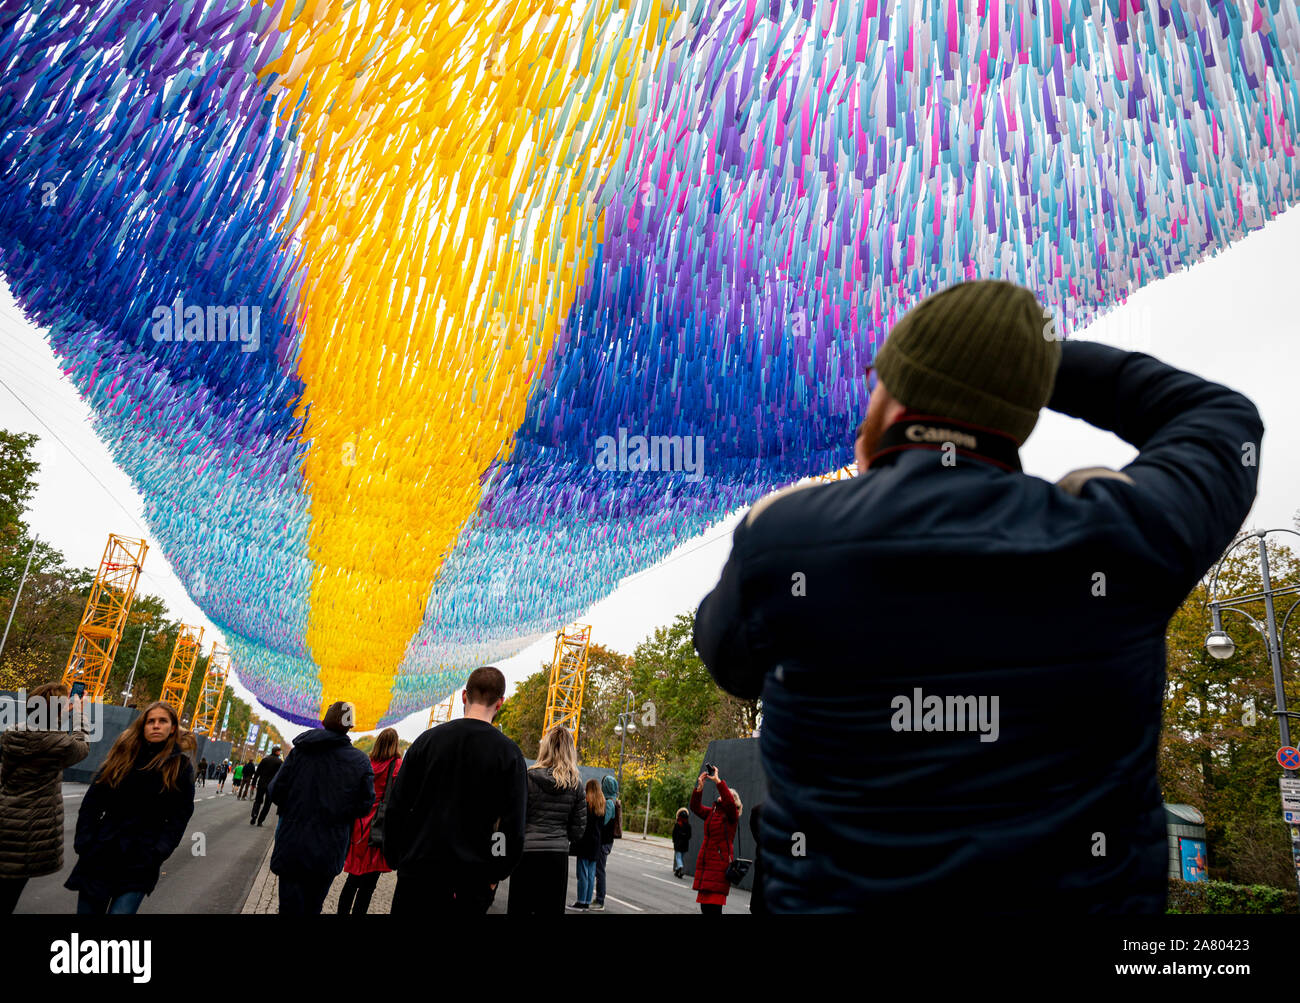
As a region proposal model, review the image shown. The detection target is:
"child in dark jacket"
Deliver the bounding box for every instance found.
[672,807,692,878]
[571,779,605,909]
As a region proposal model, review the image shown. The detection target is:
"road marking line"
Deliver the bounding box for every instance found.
[640,872,695,891]
[601,893,644,912]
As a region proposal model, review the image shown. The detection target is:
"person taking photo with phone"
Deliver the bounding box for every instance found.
[689,765,741,915]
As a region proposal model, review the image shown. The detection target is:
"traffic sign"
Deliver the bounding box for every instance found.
[1278,746,1300,770]
[1282,777,1300,793]
[1287,810,1300,824]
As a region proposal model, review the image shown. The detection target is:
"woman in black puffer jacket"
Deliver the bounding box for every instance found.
[0,682,90,913]
[65,701,195,914]
[507,726,585,915]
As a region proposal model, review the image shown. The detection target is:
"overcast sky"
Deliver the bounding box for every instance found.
[2,206,1297,744]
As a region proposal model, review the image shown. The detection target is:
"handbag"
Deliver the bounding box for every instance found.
[611,799,622,840]
[367,758,397,848]
[723,822,752,886]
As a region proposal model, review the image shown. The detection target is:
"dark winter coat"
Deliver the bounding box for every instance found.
[690,780,738,897]
[572,804,602,860]
[671,818,692,853]
[254,753,282,790]
[65,742,195,898]
[522,767,585,853]
[0,727,90,878]
[344,755,400,876]
[695,340,1263,914]
[268,728,374,877]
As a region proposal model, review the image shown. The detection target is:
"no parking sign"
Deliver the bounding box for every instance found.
[1278,746,1300,770]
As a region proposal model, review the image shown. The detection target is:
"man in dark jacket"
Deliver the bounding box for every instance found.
[384,667,527,914]
[250,746,283,827]
[695,279,1262,914]
[267,703,374,914]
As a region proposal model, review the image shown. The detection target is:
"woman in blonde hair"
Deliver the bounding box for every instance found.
[64,701,195,914]
[507,726,586,915]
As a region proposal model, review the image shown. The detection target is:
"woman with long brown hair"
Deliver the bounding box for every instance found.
[507,726,586,915]
[570,778,605,910]
[64,701,196,914]
[338,727,402,914]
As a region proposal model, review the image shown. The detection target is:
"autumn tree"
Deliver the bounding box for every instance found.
[1160,537,1300,888]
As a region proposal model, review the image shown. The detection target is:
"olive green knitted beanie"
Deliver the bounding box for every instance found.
[873,280,1061,444]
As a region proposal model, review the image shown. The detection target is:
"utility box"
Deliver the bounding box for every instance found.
[1165,803,1209,882]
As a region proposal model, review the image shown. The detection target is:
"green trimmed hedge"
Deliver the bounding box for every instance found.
[1167,879,1298,914]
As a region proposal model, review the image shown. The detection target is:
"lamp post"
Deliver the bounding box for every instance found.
[120,626,149,705]
[0,536,38,662]
[613,691,636,794]
[1205,528,1300,898]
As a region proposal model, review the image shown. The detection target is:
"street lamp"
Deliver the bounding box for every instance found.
[613,691,636,793]
[1204,528,1300,897]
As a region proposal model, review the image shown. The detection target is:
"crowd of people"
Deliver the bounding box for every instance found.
[0,282,1269,918]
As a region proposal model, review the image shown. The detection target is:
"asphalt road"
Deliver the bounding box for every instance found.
[16,779,274,914]
[17,781,751,915]
[487,837,752,914]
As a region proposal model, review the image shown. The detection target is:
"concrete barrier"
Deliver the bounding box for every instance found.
[0,690,229,783]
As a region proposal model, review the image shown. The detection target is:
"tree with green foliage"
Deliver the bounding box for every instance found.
[1160,538,1300,889]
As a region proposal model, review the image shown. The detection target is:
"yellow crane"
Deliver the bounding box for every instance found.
[159,624,205,717]
[543,623,591,740]
[191,644,230,737]
[61,534,148,700]
[427,689,457,728]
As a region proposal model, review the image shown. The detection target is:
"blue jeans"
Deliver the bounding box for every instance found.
[77,890,146,915]
[674,850,684,871]
[575,858,597,904]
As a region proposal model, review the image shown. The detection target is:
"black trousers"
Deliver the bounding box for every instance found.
[250,786,272,825]
[700,903,723,915]
[392,869,496,915]
[277,872,335,915]
[337,871,382,914]
[0,877,29,914]
[506,851,568,915]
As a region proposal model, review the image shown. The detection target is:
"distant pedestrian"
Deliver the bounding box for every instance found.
[690,766,740,915]
[267,701,374,915]
[64,701,195,914]
[338,728,402,915]
[0,682,90,913]
[570,779,604,910]
[197,758,208,787]
[591,774,621,910]
[385,667,527,915]
[749,801,766,915]
[249,746,282,826]
[216,761,229,793]
[232,762,244,797]
[242,759,258,799]
[671,808,691,879]
[507,726,585,916]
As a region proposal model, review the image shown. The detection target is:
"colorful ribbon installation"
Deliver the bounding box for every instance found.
[1,0,1296,729]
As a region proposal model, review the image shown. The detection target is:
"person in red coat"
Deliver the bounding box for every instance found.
[690,766,741,915]
[338,728,402,915]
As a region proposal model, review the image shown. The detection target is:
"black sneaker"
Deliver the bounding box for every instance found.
[568,902,588,910]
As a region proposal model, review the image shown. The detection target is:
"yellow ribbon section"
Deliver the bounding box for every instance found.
[257,0,670,728]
